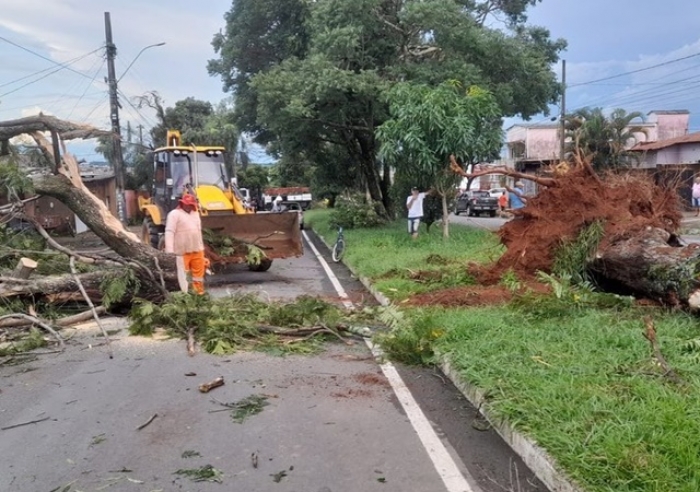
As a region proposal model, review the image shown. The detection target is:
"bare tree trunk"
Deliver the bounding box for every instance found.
[441,194,450,239]
[589,227,700,306]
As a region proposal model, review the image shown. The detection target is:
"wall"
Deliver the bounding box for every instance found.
[85,177,117,217]
[525,127,559,161]
[647,112,689,141]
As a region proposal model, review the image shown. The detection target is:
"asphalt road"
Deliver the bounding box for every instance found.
[449,213,508,232]
[0,230,548,492]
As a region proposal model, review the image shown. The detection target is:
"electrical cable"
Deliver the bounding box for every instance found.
[569,51,700,87]
[0,35,102,80]
[0,49,101,89]
[0,49,104,99]
[67,59,106,120]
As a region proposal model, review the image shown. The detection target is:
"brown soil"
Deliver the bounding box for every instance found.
[407,282,550,307]
[494,168,681,279]
[405,166,682,307]
[353,372,390,388]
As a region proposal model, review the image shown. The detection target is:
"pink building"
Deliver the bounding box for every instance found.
[504,110,690,172]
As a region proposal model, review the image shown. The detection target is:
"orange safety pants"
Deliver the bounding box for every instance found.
[182,250,206,295]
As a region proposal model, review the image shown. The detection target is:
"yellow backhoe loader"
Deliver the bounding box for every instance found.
[138,130,302,271]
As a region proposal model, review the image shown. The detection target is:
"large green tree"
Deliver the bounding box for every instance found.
[377,82,502,238]
[565,107,646,170]
[209,0,565,214]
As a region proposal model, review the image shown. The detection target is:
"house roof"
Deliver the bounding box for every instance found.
[631,131,700,151]
[648,109,690,115]
[505,123,559,131]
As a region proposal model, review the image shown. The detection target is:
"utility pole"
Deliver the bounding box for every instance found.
[559,59,566,162]
[138,124,143,149]
[104,12,127,224]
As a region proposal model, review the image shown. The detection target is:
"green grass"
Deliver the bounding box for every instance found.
[306,209,700,492]
[428,306,700,492]
[305,209,502,300]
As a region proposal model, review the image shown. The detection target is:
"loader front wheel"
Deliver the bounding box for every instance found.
[141,217,161,249]
[248,258,273,272]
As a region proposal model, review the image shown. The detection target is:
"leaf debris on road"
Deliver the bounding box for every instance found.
[175,464,223,483]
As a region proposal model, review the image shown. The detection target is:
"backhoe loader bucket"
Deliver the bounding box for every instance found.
[201,211,303,264]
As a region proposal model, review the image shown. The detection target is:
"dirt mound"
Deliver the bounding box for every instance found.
[493,169,681,278]
[407,283,550,307]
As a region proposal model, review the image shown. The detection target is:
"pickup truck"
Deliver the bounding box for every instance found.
[454,190,498,217]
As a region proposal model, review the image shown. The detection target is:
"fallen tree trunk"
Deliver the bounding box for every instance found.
[589,227,700,307]
[0,128,176,305]
[0,268,171,305]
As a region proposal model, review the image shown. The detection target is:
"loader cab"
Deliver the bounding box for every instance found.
[150,147,230,214]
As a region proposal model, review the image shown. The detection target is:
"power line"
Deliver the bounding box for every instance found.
[569,51,700,87]
[0,49,102,89]
[68,59,106,120]
[0,36,103,80]
[0,48,104,98]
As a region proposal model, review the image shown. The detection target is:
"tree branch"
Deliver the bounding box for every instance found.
[0,313,64,350]
[0,115,109,141]
[449,155,558,188]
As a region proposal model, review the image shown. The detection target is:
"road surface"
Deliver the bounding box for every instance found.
[0,230,548,492]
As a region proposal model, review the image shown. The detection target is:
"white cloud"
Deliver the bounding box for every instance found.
[0,0,231,134]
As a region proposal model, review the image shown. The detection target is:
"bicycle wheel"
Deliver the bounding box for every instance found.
[332,239,345,262]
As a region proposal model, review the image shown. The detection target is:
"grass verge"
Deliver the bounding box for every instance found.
[305,209,502,300]
[308,209,700,492]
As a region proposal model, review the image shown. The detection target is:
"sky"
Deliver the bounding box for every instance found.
[1,0,700,164]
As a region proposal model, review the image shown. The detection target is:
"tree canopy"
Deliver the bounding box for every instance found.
[208,0,566,213]
[377,82,502,237]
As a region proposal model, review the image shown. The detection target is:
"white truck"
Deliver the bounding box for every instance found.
[263,187,313,210]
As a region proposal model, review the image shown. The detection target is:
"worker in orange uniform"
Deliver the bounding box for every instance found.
[164,194,206,295]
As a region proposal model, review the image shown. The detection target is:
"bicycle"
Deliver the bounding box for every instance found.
[331,226,345,262]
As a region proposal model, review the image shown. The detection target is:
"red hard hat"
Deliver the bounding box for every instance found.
[179,194,197,207]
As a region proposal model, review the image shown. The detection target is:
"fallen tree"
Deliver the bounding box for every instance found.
[450,154,700,309]
[0,115,177,308]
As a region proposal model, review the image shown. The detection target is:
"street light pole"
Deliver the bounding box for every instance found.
[104,12,165,225]
[117,42,166,83]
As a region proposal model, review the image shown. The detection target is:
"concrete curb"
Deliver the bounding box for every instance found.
[310,226,586,492]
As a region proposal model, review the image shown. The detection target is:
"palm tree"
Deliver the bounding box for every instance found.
[565,107,646,170]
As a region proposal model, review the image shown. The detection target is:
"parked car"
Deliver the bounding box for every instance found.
[280,201,304,229]
[454,190,498,217]
[488,187,507,198]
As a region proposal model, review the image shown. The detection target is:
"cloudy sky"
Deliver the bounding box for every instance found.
[1,0,700,163]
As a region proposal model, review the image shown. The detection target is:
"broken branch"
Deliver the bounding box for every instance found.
[642,316,684,385]
[1,416,51,431]
[0,313,64,350]
[70,257,113,359]
[136,413,158,431]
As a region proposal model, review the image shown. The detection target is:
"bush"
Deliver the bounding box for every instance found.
[329,194,386,229]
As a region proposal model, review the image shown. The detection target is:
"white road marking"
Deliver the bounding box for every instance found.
[302,231,475,492]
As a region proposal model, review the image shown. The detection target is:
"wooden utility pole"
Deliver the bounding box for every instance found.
[559,59,567,162]
[104,12,127,224]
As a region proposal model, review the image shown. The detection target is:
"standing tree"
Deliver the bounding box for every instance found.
[565,108,646,170]
[209,0,566,216]
[377,82,502,238]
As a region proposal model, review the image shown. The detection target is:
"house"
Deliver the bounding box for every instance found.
[503,110,691,173]
[22,173,118,235]
[630,131,700,207]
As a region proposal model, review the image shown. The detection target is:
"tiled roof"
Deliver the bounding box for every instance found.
[631,132,700,152]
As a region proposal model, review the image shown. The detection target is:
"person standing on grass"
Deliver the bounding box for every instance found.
[406,186,426,239]
[693,176,700,216]
[164,193,206,295]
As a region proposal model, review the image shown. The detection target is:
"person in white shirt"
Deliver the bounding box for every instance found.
[406,187,426,239]
[164,194,206,294]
